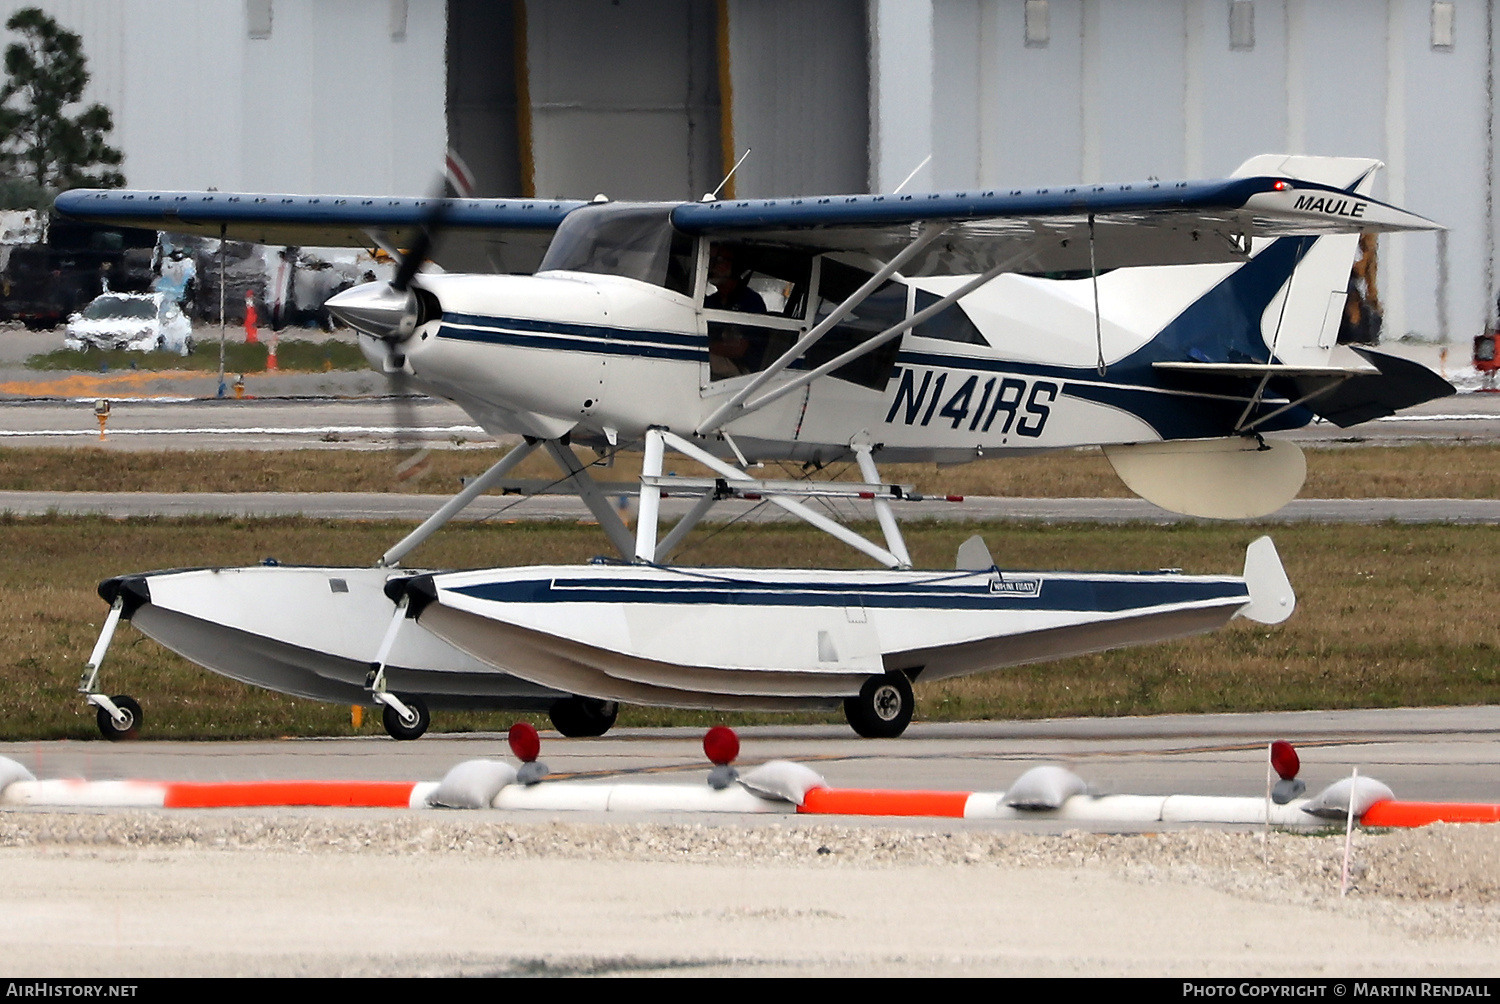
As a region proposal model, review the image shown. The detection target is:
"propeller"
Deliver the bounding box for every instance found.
[325,151,475,481]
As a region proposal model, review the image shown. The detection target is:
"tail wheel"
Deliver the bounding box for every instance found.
[548,696,620,737]
[96,695,142,741]
[844,673,914,738]
[381,695,430,740]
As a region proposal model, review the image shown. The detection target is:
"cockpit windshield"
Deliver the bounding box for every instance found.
[538,203,695,295]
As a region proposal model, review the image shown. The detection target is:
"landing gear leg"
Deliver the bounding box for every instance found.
[79,597,143,740]
[367,594,431,740]
[844,672,914,738]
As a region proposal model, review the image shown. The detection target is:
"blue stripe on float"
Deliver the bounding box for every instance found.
[446,575,1248,612]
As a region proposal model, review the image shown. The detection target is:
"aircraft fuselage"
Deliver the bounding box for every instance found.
[387,259,1311,465]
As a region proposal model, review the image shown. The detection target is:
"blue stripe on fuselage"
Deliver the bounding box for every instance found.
[888,236,1319,438]
[438,313,707,362]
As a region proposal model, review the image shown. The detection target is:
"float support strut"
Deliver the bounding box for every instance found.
[379,438,542,567]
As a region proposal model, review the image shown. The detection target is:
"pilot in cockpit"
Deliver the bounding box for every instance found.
[706,244,767,378]
[705,244,766,314]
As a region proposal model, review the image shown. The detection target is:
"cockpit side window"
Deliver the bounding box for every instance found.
[806,259,908,389]
[700,242,813,319]
[538,203,694,295]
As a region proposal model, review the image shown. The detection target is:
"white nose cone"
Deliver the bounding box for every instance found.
[326,282,419,341]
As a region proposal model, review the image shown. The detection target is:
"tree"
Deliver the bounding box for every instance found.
[0,6,123,204]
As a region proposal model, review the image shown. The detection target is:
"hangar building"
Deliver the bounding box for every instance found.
[1,0,1492,346]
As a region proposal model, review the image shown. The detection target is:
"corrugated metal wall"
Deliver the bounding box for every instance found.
[0,0,447,195]
[890,0,1497,347]
[2,0,1493,342]
[525,0,721,201]
[728,0,870,199]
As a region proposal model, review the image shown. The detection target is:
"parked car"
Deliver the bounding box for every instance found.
[1,220,157,329]
[63,292,195,355]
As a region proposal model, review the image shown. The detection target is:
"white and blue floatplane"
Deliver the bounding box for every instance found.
[66,154,1444,738]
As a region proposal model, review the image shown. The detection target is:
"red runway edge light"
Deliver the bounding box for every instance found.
[508,722,541,763]
[703,726,739,766]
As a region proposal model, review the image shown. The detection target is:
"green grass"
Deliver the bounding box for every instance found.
[3,515,1498,741]
[25,338,369,373]
[7,442,1500,499]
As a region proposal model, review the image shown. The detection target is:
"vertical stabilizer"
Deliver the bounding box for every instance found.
[1231,156,1382,367]
[1237,536,1295,625]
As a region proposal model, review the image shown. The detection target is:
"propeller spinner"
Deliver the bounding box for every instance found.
[328,151,473,348]
[324,279,427,345]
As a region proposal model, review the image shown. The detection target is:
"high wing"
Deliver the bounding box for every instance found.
[52,189,587,273]
[55,171,1436,279]
[668,175,1438,277]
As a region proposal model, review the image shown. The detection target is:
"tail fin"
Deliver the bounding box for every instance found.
[1238,536,1295,625]
[1230,155,1380,368]
[1151,156,1454,426]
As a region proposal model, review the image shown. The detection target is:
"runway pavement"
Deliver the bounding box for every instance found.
[0,395,486,449]
[4,488,1500,524]
[1,378,1500,450]
[5,707,1497,826]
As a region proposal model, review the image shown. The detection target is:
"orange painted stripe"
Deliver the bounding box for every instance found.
[1360,800,1500,827]
[162,781,417,808]
[798,788,971,817]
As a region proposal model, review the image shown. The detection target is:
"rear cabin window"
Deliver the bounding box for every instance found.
[911,290,988,345]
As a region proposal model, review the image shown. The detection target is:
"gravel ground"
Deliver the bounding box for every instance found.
[1,811,1497,976]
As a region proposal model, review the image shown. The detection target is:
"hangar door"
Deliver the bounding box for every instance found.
[446,0,869,203]
[525,0,722,201]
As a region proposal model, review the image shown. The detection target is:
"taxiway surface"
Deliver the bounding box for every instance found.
[4,709,1500,976]
[3,391,1500,449]
[5,488,1500,523]
[5,707,1498,817]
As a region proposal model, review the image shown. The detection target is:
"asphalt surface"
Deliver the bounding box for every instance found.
[6,487,1500,525]
[3,390,1500,450]
[0,334,1496,449]
[5,707,1498,827]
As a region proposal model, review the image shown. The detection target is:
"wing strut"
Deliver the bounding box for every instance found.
[1089,213,1106,376]
[695,223,947,435]
[721,248,1033,423]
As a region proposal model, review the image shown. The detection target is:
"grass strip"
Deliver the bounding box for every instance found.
[3,514,1497,741]
[3,442,1500,499]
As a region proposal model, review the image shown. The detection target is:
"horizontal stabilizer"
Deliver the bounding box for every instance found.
[1292,347,1455,427]
[1154,348,1454,429]
[1153,360,1380,378]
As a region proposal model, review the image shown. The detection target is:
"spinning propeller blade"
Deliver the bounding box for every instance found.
[323,150,476,481]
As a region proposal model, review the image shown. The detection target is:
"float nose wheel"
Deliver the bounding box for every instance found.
[844,672,914,738]
[548,696,620,737]
[94,694,142,741]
